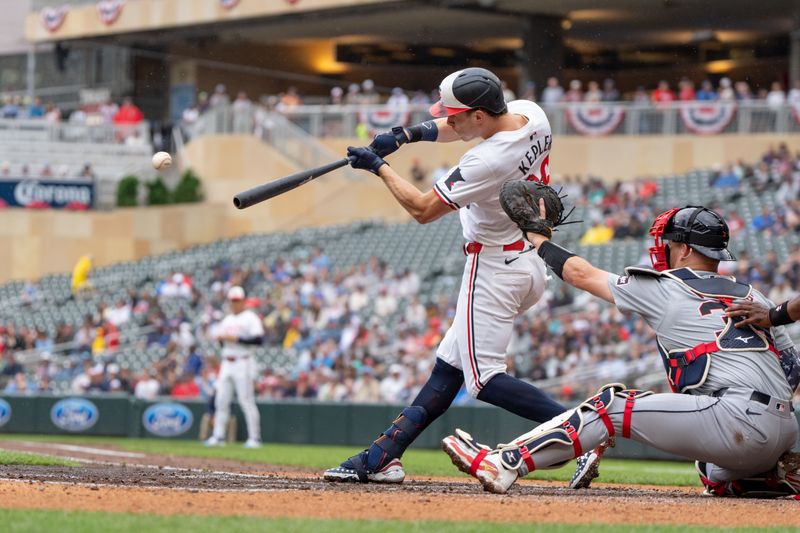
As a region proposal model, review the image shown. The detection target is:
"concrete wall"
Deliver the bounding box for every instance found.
[323,134,800,184]
[2,133,799,284]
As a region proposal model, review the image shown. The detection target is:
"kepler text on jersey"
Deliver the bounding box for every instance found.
[517,134,552,177]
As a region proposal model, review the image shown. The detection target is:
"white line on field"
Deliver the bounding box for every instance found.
[17,442,147,459]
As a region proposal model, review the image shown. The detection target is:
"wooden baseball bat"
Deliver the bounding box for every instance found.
[233,157,351,209]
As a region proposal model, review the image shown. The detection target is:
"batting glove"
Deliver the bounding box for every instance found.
[347,146,388,176]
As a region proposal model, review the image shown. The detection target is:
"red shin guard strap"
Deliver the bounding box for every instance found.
[519,445,535,472]
[561,421,583,457]
[622,392,636,438]
[593,399,615,438]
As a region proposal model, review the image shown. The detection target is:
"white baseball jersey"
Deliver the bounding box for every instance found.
[433,100,552,245]
[433,100,552,397]
[217,310,264,359]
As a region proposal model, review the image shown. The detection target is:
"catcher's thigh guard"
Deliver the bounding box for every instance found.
[496,383,651,474]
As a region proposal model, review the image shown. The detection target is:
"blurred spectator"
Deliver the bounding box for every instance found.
[601,79,619,102]
[696,80,717,101]
[71,254,93,295]
[352,366,380,402]
[752,208,776,232]
[584,80,602,102]
[766,82,786,109]
[387,87,409,111]
[651,80,675,105]
[563,79,583,102]
[345,83,361,105]
[171,372,200,398]
[28,97,45,118]
[677,78,696,101]
[718,77,736,101]
[788,80,800,104]
[379,363,405,403]
[330,86,344,105]
[735,81,754,102]
[210,84,230,108]
[4,372,35,394]
[231,91,253,133]
[359,79,380,105]
[134,370,160,400]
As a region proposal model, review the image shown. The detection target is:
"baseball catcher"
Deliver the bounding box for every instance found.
[442,188,800,496]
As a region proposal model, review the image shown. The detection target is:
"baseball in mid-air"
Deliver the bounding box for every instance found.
[152,151,172,170]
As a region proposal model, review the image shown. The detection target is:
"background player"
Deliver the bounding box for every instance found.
[205,286,265,448]
[324,67,572,483]
[443,200,800,496]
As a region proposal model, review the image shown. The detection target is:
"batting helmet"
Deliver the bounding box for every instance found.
[429,68,507,118]
[648,206,735,271]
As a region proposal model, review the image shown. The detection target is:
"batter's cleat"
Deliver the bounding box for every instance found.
[323,451,406,484]
[243,439,262,449]
[441,431,518,494]
[204,436,225,447]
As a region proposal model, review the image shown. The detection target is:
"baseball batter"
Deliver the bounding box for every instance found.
[205,286,264,449]
[325,67,574,484]
[443,201,800,496]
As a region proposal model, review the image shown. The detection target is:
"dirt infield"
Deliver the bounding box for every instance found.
[0,441,798,527]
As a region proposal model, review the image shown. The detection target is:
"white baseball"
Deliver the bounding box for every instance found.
[152,151,172,170]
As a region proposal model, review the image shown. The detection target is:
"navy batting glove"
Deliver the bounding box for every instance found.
[369,127,408,157]
[347,146,388,175]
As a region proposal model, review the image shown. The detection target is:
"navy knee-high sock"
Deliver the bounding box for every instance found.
[344,358,464,470]
[477,373,565,422]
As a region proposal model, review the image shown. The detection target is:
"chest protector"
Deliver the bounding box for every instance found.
[625,267,771,393]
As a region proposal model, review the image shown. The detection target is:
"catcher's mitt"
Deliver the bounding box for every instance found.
[499,180,569,239]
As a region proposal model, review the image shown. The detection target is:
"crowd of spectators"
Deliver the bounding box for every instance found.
[1,149,799,404]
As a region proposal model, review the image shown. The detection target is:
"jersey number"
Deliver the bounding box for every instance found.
[526,155,550,185]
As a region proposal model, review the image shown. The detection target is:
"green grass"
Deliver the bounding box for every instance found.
[0,510,793,533]
[1,433,698,486]
[0,449,78,467]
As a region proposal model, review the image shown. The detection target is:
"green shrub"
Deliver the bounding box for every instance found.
[146,177,172,205]
[172,168,203,204]
[116,175,139,207]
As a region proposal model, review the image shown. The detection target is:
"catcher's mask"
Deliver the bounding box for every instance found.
[648,206,736,271]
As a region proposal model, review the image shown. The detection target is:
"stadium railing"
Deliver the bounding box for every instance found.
[188,101,800,138]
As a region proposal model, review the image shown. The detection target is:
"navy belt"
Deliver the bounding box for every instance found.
[712,388,794,411]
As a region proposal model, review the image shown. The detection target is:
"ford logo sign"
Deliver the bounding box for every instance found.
[0,398,11,427]
[50,398,99,432]
[142,403,193,437]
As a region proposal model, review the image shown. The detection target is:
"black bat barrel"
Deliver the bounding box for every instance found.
[233,157,350,209]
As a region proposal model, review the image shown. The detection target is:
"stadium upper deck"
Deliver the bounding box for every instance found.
[21,0,800,122]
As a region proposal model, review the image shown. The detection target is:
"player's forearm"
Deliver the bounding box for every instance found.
[562,256,615,304]
[527,236,614,303]
[377,166,446,224]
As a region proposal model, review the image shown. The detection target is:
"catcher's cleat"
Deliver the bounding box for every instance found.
[777,451,800,493]
[569,437,613,489]
[569,451,600,490]
[323,451,405,484]
[442,430,518,494]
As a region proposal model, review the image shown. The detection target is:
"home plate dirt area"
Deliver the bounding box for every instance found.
[0,440,797,528]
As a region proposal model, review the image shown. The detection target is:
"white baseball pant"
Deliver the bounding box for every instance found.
[212,357,261,442]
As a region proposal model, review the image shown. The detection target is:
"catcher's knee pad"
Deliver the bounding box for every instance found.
[495,383,628,475]
[368,406,428,463]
